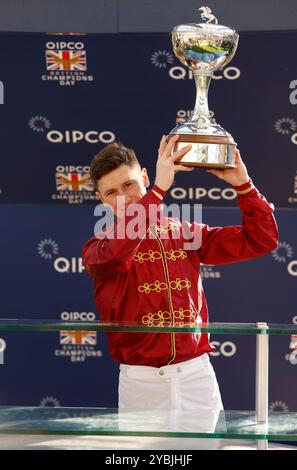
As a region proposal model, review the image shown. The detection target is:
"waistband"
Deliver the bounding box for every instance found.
[120,354,209,379]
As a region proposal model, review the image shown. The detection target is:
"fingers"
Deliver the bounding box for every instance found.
[163,134,179,158]
[174,165,195,172]
[234,148,241,162]
[159,135,192,162]
[158,135,167,156]
[172,143,192,158]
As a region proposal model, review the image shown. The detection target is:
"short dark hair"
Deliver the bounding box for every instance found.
[90,142,141,189]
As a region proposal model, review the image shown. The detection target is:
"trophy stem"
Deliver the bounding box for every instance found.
[190,73,212,125]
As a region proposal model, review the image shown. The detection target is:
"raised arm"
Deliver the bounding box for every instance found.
[82,135,193,279]
[198,149,278,264]
[82,189,163,279]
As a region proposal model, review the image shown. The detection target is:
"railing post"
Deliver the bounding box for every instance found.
[256,322,269,450]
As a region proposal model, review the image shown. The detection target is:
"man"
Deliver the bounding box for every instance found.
[82,135,278,412]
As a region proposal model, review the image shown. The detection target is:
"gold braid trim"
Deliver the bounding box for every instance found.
[138,277,191,294]
[142,308,196,327]
[134,248,187,264]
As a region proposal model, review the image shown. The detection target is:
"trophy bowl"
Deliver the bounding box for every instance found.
[169,7,239,169]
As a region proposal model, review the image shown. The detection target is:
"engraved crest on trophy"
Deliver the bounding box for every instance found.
[170,6,239,168]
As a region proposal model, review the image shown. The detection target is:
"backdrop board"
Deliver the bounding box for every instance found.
[0,31,296,207]
[0,205,296,411]
[0,31,296,413]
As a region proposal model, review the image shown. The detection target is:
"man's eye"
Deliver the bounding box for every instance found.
[126,182,133,187]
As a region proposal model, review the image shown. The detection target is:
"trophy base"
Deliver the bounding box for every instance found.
[170,134,237,169]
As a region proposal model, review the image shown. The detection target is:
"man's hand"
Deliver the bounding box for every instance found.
[154,135,194,191]
[206,148,249,186]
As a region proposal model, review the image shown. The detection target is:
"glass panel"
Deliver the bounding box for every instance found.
[0,319,296,334]
[0,407,296,440]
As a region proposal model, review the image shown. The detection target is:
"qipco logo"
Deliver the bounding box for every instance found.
[0,338,6,364]
[54,257,85,274]
[210,341,237,357]
[170,186,237,201]
[286,349,297,365]
[60,311,96,321]
[46,42,84,50]
[289,79,297,105]
[46,130,115,144]
[288,260,297,276]
[56,165,90,174]
[169,66,241,81]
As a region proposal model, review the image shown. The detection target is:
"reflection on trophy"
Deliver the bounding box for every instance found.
[170,6,239,168]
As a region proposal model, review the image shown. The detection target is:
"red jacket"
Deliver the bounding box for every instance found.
[82,184,278,367]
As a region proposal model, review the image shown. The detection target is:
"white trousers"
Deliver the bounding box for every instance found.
[119,354,223,411]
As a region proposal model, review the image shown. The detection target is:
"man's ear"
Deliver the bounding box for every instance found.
[142,168,150,188]
[95,191,102,201]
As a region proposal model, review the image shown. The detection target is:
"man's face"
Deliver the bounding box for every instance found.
[96,164,150,216]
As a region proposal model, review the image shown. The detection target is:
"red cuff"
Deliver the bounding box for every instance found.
[152,184,167,198]
[232,178,253,191]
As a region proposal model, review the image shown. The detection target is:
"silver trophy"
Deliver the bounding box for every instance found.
[170,6,239,168]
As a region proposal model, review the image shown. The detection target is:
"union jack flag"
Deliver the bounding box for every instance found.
[56,172,93,191]
[46,50,87,71]
[60,331,97,346]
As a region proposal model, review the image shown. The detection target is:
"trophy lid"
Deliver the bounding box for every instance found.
[172,23,236,36]
[171,8,239,75]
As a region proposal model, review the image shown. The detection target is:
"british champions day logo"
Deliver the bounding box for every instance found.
[56,311,102,363]
[56,330,102,363]
[42,41,93,86]
[53,165,96,204]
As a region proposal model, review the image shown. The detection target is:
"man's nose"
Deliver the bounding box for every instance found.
[116,194,126,209]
